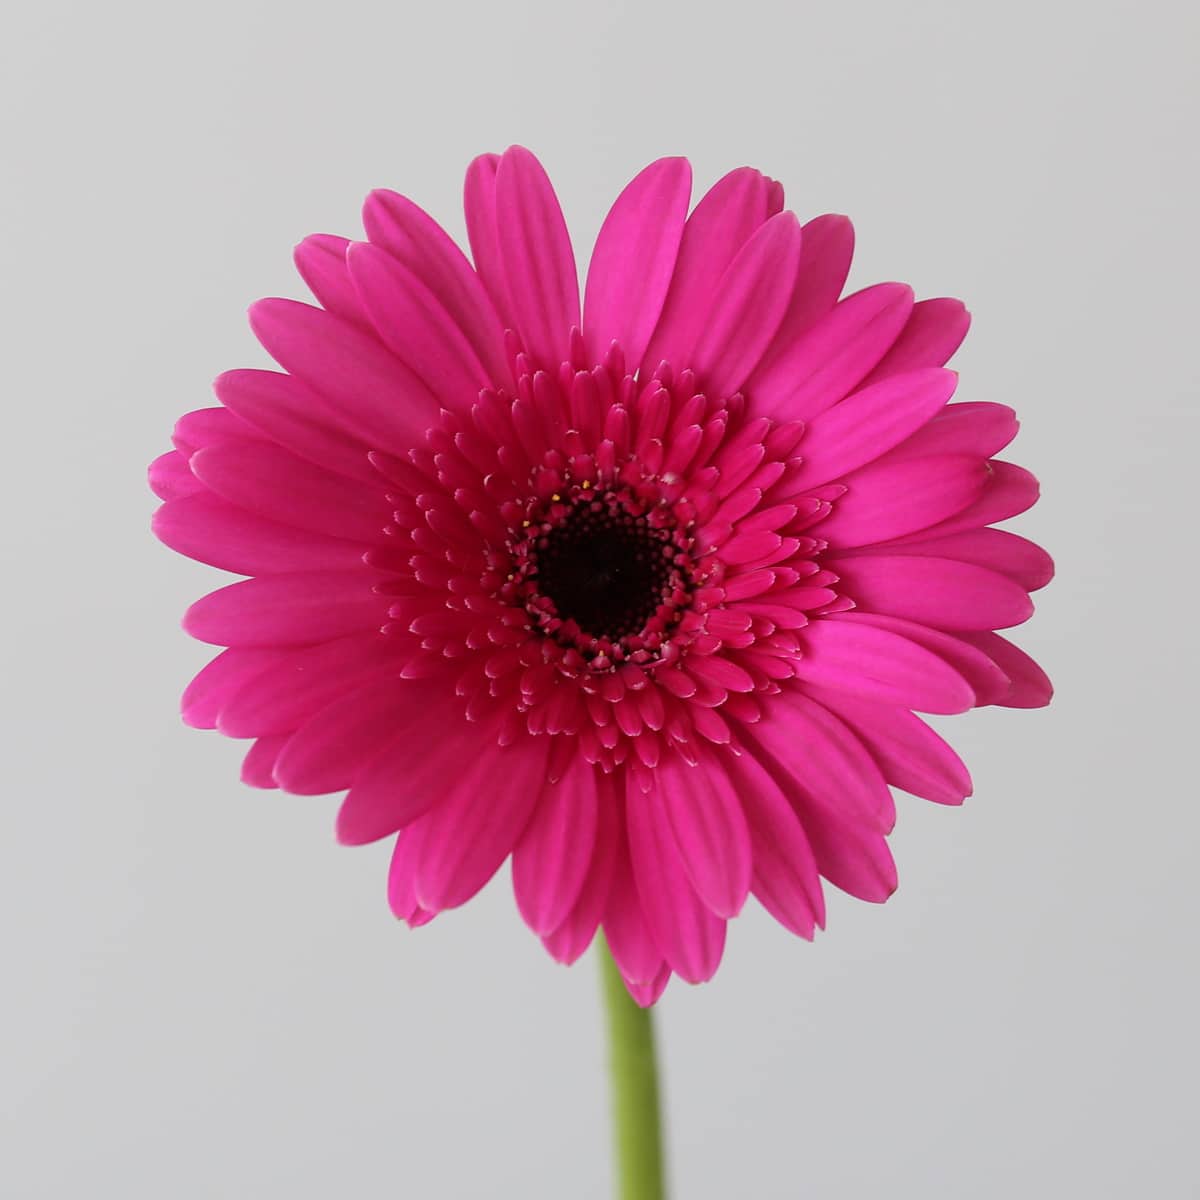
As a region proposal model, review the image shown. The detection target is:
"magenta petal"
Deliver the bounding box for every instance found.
[190,439,392,543]
[859,297,971,387]
[218,632,405,738]
[828,555,1034,630]
[885,401,1018,462]
[749,690,895,833]
[513,756,600,936]
[603,843,668,986]
[248,298,438,450]
[793,618,975,714]
[817,454,989,547]
[172,406,259,456]
[883,461,1039,543]
[542,781,620,965]
[847,527,1055,592]
[148,450,203,501]
[584,157,692,368]
[183,571,389,647]
[346,241,493,407]
[273,676,413,795]
[957,632,1053,708]
[801,684,972,805]
[414,732,551,911]
[213,369,377,484]
[153,493,370,576]
[625,777,727,983]
[494,146,580,368]
[832,612,1010,705]
[748,282,914,421]
[336,691,476,845]
[293,234,366,327]
[789,788,898,903]
[789,367,959,490]
[241,734,290,789]
[625,965,672,1008]
[724,751,825,938]
[656,751,752,918]
[181,647,286,730]
[642,166,782,373]
[463,153,513,325]
[766,213,856,344]
[386,822,429,922]
[362,187,510,385]
[689,211,804,399]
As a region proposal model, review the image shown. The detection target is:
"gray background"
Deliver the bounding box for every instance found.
[3,0,1197,1195]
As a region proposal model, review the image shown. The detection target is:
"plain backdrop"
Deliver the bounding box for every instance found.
[2,1,1197,1196]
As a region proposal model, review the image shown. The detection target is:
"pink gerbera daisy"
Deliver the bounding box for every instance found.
[151,147,1052,1005]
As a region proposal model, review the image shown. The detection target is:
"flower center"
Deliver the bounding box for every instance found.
[503,483,700,671]
[536,501,673,640]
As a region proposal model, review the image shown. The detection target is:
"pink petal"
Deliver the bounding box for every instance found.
[656,751,752,918]
[346,241,493,407]
[642,166,783,373]
[624,965,672,1008]
[217,631,405,738]
[362,187,510,385]
[845,527,1055,592]
[293,234,366,327]
[723,751,825,938]
[241,734,290,789]
[213,369,377,484]
[463,153,513,326]
[885,401,1018,462]
[800,684,972,805]
[689,211,804,398]
[817,455,989,548]
[883,461,1039,543]
[494,146,579,368]
[788,367,959,490]
[336,689,478,845]
[832,611,1010,705]
[583,157,692,367]
[248,298,438,451]
[273,675,414,795]
[747,282,914,421]
[746,690,895,833]
[827,555,1034,630]
[181,647,286,730]
[183,571,390,647]
[858,297,971,387]
[148,450,203,501]
[414,732,551,911]
[625,772,727,983]
[762,213,855,347]
[957,632,1053,708]
[153,493,370,577]
[603,843,668,986]
[190,439,392,543]
[513,755,600,935]
[790,787,898,903]
[171,406,259,456]
[793,617,975,714]
[387,822,430,922]
[542,779,620,965]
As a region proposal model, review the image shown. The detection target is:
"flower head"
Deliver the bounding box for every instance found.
[151,148,1052,1004]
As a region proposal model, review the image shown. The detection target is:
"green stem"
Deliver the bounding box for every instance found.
[598,937,667,1200]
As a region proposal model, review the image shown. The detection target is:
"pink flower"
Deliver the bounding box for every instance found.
[151,147,1052,1005]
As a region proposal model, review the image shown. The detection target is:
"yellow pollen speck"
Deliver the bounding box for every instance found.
[582,480,592,489]
[551,493,561,501]
[522,519,531,527]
